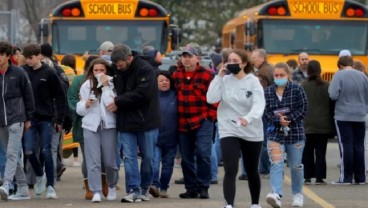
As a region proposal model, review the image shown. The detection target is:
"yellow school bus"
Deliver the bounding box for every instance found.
[39,0,180,73]
[222,0,368,80]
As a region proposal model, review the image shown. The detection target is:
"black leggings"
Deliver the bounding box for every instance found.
[221,137,262,206]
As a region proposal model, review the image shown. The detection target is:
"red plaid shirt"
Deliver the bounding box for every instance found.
[173,65,217,132]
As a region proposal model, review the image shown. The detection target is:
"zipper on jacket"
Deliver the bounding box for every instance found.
[2,76,7,125]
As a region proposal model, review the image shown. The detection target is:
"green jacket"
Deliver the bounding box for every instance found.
[301,79,335,135]
[67,75,86,143]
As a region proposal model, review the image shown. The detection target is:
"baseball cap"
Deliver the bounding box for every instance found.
[99,41,114,52]
[181,45,199,56]
[338,49,351,57]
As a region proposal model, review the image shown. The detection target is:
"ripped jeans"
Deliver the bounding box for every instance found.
[267,140,304,196]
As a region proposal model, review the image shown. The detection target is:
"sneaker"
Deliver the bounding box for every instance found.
[0,183,10,201]
[149,186,160,198]
[315,179,327,185]
[292,193,303,207]
[57,165,66,178]
[92,193,101,203]
[159,190,169,198]
[266,192,282,208]
[238,175,248,180]
[260,174,270,179]
[121,192,142,203]
[250,204,262,208]
[179,190,199,198]
[8,185,30,200]
[138,192,150,201]
[355,181,366,185]
[175,178,185,184]
[46,186,57,199]
[331,180,351,185]
[107,187,116,201]
[304,179,311,185]
[222,205,233,208]
[35,175,46,195]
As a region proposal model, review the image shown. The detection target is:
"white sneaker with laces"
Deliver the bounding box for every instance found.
[266,192,282,208]
[250,204,262,208]
[92,192,101,203]
[138,192,150,201]
[0,183,10,201]
[8,185,30,200]
[35,175,46,195]
[46,186,57,199]
[292,193,303,207]
[121,192,142,203]
[107,187,116,201]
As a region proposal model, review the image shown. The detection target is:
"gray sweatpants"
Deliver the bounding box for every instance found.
[0,122,27,186]
[84,127,118,193]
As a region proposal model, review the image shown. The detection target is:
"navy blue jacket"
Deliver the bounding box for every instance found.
[157,89,177,147]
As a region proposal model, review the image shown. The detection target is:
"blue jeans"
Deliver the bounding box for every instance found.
[0,141,6,179]
[268,140,304,196]
[23,119,54,187]
[211,123,220,181]
[119,128,158,194]
[179,119,214,190]
[152,144,177,190]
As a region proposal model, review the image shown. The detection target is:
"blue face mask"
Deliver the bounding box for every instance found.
[274,78,288,86]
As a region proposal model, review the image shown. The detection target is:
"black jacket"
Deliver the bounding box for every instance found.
[0,61,35,126]
[23,63,66,124]
[113,53,161,131]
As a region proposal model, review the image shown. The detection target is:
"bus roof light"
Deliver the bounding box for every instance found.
[346,8,355,17]
[277,6,286,16]
[71,8,81,17]
[267,7,277,15]
[62,8,72,17]
[149,8,158,17]
[355,8,364,17]
[139,8,149,17]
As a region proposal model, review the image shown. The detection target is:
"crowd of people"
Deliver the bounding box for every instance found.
[0,39,367,208]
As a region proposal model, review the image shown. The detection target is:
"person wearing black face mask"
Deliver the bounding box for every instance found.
[207,49,265,208]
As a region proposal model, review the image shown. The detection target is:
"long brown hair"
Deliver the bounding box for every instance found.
[307,60,324,85]
[230,49,253,74]
[85,58,112,97]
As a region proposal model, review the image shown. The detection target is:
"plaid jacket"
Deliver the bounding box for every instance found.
[264,82,308,144]
[173,65,217,132]
[291,67,307,83]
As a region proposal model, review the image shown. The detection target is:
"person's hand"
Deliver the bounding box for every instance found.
[279,114,291,127]
[218,63,228,77]
[24,120,31,132]
[100,74,109,87]
[55,124,63,133]
[238,117,249,126]
[85,99,95,108]
[107,100,118,112]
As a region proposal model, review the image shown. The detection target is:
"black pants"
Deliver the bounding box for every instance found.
[221,137,262,206]
[302,134,329,179]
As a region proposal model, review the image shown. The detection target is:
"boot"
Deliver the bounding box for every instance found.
[101,174,108,197]
[83,179,93,200]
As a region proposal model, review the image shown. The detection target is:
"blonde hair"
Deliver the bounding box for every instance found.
[274,62,292,81]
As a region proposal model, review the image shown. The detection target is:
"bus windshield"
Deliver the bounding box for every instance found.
[52,20,166,55]
[259,20,368,55]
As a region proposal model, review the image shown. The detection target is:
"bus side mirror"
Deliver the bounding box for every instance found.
[170,25,181,50]
[38,18,50,43]
[245,21,255,36]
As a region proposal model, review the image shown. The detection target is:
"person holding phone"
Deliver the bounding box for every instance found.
[77,58,118,203]
[264,62,308,208]
[207,49,265,208]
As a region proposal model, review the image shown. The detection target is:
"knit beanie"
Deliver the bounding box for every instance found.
[209,52,222,69]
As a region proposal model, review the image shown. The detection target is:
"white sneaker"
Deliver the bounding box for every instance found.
[138,192,150,201]
[92,193,101,203]
[8,185,30,200]
[0,183,10,201]
[107,187,116,201]
[266,192,282,208]
[222,205,233,208]
[35,175,46,195]
[292,193,303,207]
[46,186,57,199]
[250,204,262,208]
